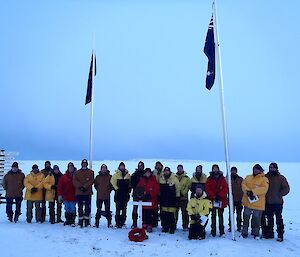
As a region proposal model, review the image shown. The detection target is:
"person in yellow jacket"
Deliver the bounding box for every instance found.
[241,164,269,239]
[43,170,56,224]
[187,186,212,240]
[110,162,131,228]
[24,164,45,223]
[190,165,207,195]
[159,167,180,234]
[175,164,191,231]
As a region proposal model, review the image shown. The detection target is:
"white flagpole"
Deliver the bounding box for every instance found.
[212,0,236,240]
[89,35,96,171]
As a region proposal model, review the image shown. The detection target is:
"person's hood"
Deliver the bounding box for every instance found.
[98,170,111,175]
[8,169,22,174]
[195,191,207,200]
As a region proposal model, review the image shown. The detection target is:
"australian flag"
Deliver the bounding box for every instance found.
[204,15,215,90]
[85,53,96,105]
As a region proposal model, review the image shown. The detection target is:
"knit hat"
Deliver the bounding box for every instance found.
[81,159,88,165]
[32,164,38,170]
[53,165,59,170]
[144,168,152,174]
[12,162,19,168]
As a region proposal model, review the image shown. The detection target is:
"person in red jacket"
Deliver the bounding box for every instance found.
[137,168,160,232]
[57,162,77,226]
[205,164,228,237]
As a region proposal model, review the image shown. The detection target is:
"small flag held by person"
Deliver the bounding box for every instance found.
[85,52,96,105]
[204,15,215,90]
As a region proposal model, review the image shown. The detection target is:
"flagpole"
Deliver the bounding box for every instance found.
[89,36,96,171]
[212,0,236,240]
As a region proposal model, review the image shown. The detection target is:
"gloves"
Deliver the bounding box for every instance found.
[144,194,151,201]
[79,186,87,192]
[51,185,57,190]
[58,195,63,203]
[31,187,38,193]
[247,191,254,200]
[215,195,221,201]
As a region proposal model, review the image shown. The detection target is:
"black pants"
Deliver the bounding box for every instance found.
[211,207,224,235]
[115,202,128,226]
[47,200,62,222]
[142,209,156,227]
[6,197,22,219]
[161,211,176,231]
[76,195,92,220]
[189,223,206,239]
[228,201,243,230]
[96,199,111,219]
[261,204,284,238]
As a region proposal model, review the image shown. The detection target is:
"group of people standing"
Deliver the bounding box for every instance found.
[2,160,290,242]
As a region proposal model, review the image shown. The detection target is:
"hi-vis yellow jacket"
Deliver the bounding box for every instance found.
[187,192,212,224]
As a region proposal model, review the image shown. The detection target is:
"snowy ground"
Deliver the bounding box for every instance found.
[0,160,299,257]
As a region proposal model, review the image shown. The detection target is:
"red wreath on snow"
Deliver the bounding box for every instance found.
[128,228,148,242]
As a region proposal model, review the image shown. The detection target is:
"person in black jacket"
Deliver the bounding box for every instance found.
[111,162,131,228]
[51,165,63,223]
[159,167,180,234]
[130,161,145,228]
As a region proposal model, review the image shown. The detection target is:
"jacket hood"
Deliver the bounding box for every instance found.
[98,170,111,175]
[8,169,22,174]
[209,171,224,178]
[266,170,280,176]
[176,171,188,177]
[194,191,207,199]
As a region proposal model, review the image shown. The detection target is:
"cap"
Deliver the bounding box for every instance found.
[164,167,171,172]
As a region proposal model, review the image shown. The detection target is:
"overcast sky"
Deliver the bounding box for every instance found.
[1,0,299,162]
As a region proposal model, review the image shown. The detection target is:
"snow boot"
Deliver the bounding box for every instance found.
[64,212,70,226]
[131,213,138,228]
[78,217,84,228]
[70,213,76,227]
[84,216,91,227]
[94,211,100,228]
[107,215,112,228]
[14,211,21,223]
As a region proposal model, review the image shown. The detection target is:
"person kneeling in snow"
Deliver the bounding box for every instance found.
[187,187,212,240]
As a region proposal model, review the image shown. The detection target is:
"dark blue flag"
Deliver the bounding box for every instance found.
[85,53,96,105]
[204,15,215,90]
